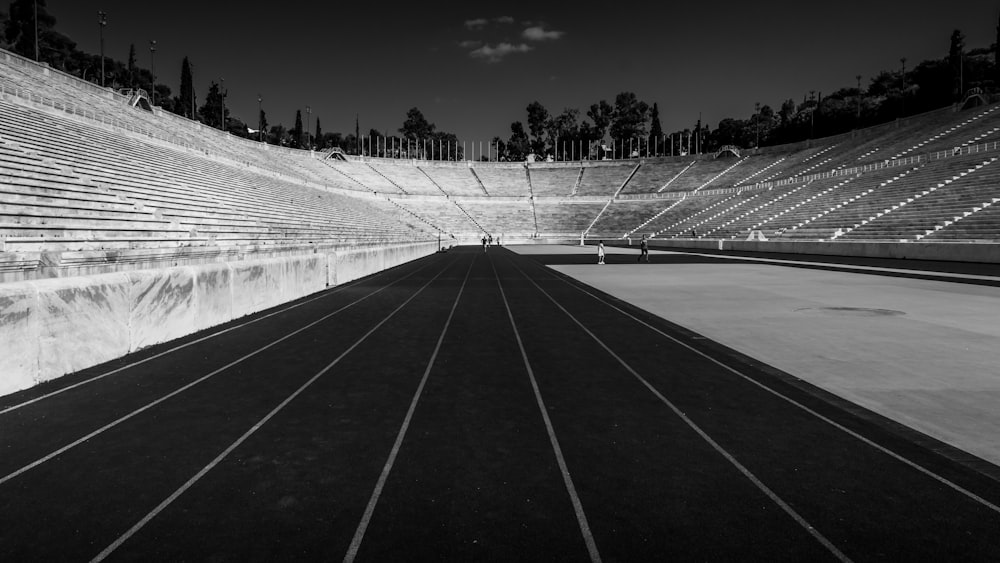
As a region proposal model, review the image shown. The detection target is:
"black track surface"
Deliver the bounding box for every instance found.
[2,246,999,562]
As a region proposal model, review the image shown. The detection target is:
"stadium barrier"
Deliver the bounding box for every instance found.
[0,242,438,397]
[637,239,1000,264]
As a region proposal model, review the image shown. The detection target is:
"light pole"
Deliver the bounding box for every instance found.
[33,0,39,61]
[148,40,156,105]
[219,78,226,132]
[257,95,262,142]
[97,11,107,87]
[856,74,862,123]
[900,57,907,117]
[306,106,312,150]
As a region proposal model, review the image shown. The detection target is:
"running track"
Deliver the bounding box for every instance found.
[2,246,1000,561]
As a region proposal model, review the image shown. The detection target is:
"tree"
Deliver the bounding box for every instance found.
[586,100,613,140]
[526,101,549,156]
[609,91,650,144]
[127,43,136,86]
[314,118,323,149]
[949,29,966,100]
[197,81,227,129]
[399,107,435,141]
[175,57,195,119]
[292,110,304,149]
[267,124,288,146]
[648,102,664,155]
[2,0,54,60]
[258,109,268,141]
[507,121,529,161]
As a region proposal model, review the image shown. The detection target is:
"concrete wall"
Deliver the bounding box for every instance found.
[633,239,1000,264]
[0,242,438,397]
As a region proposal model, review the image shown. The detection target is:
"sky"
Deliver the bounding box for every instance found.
[39,1,1000,143]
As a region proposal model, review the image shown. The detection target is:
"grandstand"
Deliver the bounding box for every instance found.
[3,42,1000,394]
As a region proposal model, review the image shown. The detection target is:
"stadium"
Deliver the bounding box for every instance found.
[2,1,1000,560]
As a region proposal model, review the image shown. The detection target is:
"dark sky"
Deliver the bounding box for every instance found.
[44,1,1000,143]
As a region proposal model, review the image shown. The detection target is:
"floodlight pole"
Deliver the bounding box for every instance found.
[98,11,107,87]
[257,95,262,142]
[220,77,226,132]
[306,106,312,150]
[149,40,156,105]
[754,102,760,148]
[33,0,39,61]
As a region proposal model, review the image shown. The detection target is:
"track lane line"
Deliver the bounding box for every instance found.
[0,256,444,488]
[505,254,850,563]
[531,255,1000,515]
[90,257,457,563]
[0,253,441,416]
[490,255,603,563]
[342,253,476,563]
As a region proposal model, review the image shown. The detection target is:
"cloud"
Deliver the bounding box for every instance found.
[494,16,514,24]
[464,18,489,29]
[469,42,533,63]
[458,40,482,48]
[522,26,565,41]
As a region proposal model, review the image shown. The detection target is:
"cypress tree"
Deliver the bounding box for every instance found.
[314,118,323,149]
[179,57,194,119]
[293,110,304,149]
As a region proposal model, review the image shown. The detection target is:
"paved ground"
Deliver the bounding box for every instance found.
[533,244,1000,469]
[2,245,1000,561]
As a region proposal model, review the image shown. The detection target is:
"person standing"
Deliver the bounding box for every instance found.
[482,235,488,252]
[597,240,605,265]
[638,235,649,263]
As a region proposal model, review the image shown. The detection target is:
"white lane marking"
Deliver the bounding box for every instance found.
[491,256,603,563]
[541,262,1000,516]
[343,255,476,563]
[506,257,850,563]
[0,255,440,416]
[90,258,456,563]
[0,259,441,487]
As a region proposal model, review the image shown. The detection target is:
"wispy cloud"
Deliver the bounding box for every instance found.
[469,42,533,63]
[523,26,565,41]
[458,40,482,49]
[464,18,489,29]
[494,16,514,24]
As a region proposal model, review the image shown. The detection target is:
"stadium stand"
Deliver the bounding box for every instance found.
[419,165,488,196]
[467,164,531,196]
[527,166,580,196]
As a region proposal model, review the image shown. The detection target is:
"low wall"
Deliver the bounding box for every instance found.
[0,242,438,397]
[629,239,1000,264]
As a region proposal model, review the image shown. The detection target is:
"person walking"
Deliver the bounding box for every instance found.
[638,235,649,263]
[597,240,605,265]
[482,235,488,252]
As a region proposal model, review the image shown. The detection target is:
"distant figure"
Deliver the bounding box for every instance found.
[598,240,605,265]
[691,229,697,237]
[488,234,493,246]
[497,234,502,246]
[638,235,649,263]
[482,235,488,252]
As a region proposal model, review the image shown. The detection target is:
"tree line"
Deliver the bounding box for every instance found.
[3,1,1000,158]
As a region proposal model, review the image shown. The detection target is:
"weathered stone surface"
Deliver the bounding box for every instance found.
[193,263,233,333]
[127,267,197,352]
[35,273,130,383]
[0,283,40,395]
[230,258,283,318]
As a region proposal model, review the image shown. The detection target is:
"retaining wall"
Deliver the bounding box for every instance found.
[636,239,1000,264]
[0,242,438,397]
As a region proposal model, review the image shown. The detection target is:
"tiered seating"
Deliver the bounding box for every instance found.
[392,198,482,234]
[890,105,1000,160]
[324,161,404,193]
[469,165,530,196]
[589,199,678,237]
[841,156,1000,240]
[528,166,579,196]
[533,201,607,235]
[620,160,695,194]
[925,199,1000,241]
[675,158,745,192]
[0,98,428,250]
[662,192,761,237]
[419,165,485,196]
[458,199,535,235]
[576,164,635,196]
[637,195,730,237]
[369,162,444,195]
